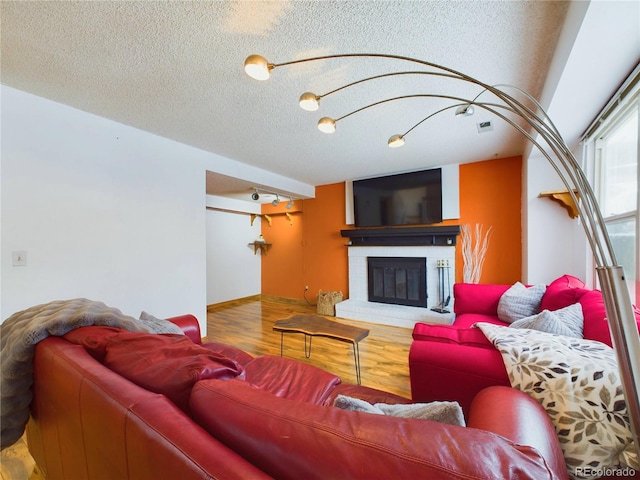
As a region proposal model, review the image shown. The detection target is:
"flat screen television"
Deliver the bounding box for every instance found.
[353,168,442,227]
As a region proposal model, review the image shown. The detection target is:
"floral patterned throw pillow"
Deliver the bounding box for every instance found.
[476,322,638,480]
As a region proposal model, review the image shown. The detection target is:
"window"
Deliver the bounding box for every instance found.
[586,72,639,303]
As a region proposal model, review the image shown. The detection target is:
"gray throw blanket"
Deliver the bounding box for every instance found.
[0,298,184,450]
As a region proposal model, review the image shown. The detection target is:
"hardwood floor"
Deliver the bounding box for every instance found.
[0,435,43,480]
[207,295,413,399]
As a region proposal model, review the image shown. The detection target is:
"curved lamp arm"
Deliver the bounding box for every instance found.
[244,52,640,457]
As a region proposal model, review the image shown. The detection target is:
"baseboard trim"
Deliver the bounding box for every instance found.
[259,294,310,307]
[206,294,310,311]
[206,295,262,311]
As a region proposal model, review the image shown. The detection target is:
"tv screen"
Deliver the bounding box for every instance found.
[353,168,442,227]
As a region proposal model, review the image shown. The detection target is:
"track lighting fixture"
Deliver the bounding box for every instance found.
[251,188,296,207]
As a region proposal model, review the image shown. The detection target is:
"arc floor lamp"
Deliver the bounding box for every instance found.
[244,52,640,458]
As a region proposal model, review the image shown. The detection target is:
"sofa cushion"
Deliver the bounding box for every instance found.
[201,341,254,367]
[578,289,612,346]
[190,378,561,480]
[63,326,126,362]
[103,332,244,413]
[243,355,341,405]
[540,275,589,312]
[509,303,584,338]
[452,313,507,329]
[453,283,511,316]
[497,282,546,323]
[412,322,494,347]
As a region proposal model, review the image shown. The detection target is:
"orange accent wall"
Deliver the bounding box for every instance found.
[455,155,522,284]
[262,156,522,300]
[260,201,305,299]
[261,184,349,300]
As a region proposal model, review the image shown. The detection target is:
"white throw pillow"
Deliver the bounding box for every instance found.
[497,282,546,323]
[510,303,584,338]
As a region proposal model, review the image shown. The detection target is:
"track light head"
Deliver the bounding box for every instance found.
[272,194,280,206]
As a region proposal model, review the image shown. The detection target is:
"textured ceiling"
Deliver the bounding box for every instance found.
[1,1,570,200]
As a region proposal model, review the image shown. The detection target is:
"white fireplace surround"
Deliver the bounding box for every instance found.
[335,245,455,328]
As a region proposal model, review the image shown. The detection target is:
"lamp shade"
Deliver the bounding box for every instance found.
[299,92,320,111]
[317,117,336,133]
[388,134,405,148]
[244,55,271,81]
[455,104,474,117]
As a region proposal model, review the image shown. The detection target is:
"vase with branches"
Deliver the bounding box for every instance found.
[461,223,493,284]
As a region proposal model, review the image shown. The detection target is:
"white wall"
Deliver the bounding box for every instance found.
[523,0,639,287]
[205,195,262,304]
[1,87,211,328]
[524,150,589,285]
[1,87,318,332]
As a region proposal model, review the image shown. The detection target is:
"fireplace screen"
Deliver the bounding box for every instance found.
[367,257,427,307]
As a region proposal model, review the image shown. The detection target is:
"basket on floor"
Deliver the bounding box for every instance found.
[317,290,343,316]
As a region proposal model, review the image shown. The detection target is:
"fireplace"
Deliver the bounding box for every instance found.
[335,226,459,327]
[367,257,427,307]
[335,244,456,328]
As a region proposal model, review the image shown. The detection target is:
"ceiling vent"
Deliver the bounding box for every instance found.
[477,120,493,133]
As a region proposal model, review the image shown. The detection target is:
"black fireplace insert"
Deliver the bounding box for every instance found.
[367,257,427,308]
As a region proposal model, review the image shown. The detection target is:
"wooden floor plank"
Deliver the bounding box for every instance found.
[207,296,413,398]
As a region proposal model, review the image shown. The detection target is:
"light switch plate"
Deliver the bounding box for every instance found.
[12,251,27,266]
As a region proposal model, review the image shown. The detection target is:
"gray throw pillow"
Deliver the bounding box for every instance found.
[139,311,184,335]
[510,303,584,338]
[497,282,546,323]
[333,395,465,427]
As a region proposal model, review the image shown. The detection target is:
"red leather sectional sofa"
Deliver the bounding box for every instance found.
[409,274,640,415]
[25,313,570,479]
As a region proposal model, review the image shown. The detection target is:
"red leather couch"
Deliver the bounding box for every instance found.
[26,314,569,479]
[409,274,640,416]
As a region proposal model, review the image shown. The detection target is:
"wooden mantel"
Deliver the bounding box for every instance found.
[340,226,461,246]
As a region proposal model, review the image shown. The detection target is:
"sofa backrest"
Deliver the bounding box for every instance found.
[64,327,245,415]
[190,378,562,480]
[454,275,640,346]
[540,274,640,346]
[28,337,272,480]
[454,283,511,316]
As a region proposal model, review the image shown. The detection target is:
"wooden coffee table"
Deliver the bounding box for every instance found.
[273,315,369,384]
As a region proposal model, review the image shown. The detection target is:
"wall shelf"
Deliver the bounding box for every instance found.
[248,242,272,255]
[538,190,579,219]
[205,206,302,227]
[251,211,301,226]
